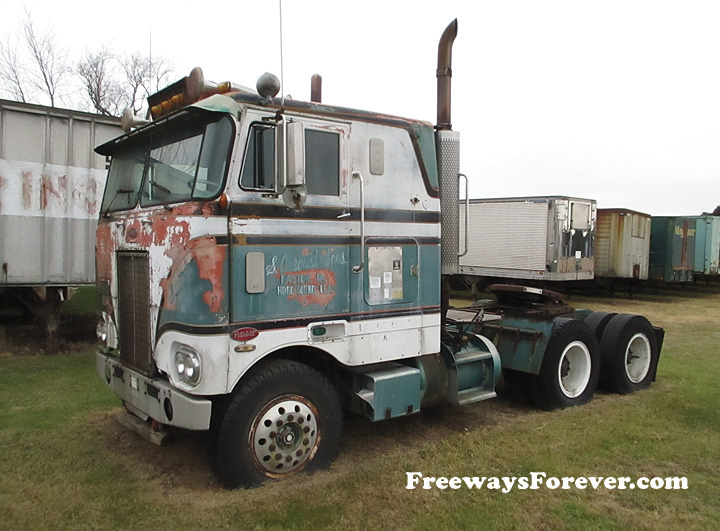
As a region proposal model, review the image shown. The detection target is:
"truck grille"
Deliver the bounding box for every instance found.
[116,252,154,375]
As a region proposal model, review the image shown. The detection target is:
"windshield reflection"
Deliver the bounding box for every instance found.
[101,113,234,214]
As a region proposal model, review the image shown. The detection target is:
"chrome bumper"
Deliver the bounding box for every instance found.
[96,352,212,430]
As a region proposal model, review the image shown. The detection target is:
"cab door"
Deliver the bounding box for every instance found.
[347,128,424,365]
[230,112,352,336]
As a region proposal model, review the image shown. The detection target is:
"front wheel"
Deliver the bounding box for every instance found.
[209,360,343,489]
[529,318,600,410]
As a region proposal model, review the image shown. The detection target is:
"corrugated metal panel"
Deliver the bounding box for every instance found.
[460,199,548,273]
[0,100,122,285]
[459,196,596,281]
[595,210,612,274]
[596,209,650,279]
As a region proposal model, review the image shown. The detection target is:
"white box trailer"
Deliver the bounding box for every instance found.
[595,208,651,280]
[459,196,596,282]
[0,99,122,292]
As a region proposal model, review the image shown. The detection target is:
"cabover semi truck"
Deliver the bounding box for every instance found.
[95,20,663,489]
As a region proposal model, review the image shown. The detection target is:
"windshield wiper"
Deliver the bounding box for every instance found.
[149,181,173,211]
[103,188,135,217]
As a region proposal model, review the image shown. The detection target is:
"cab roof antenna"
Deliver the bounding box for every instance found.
[279,0,285,106]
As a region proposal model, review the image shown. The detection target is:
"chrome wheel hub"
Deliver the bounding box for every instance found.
[250,396,319,475]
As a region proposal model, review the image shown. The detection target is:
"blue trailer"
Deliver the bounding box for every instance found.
[689,215,720,278]
[649,217,696,283]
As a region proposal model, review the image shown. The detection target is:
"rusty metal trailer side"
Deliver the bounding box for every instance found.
[595,208,651,280]
[0,99,122,290]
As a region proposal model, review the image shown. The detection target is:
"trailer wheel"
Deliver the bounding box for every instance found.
[209,360,343,489]
[583,311,617,343]
[599,314,659,394]
[529,318,600,410]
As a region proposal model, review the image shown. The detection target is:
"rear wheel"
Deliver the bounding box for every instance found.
[501,368,531,401]
[529,318,600,410]
[584,311,616,343]
[209,360,343,489]
[599,314,659,394]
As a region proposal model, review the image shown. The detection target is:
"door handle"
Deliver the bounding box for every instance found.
[352,171,365,273]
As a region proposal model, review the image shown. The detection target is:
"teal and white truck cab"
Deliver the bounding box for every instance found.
[95,20,663,488]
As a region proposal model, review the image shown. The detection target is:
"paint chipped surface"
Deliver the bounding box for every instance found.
[40,173,66,209]
[95,223,115,283]
[22,171,33,210]
[97,210,229,337]
[2,159,110,285]
[0,160,106,217]
[280,268,337,308]
[160,235,227,315]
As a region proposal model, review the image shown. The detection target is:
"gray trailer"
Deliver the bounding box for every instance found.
[0,99,121,345]
[459,196,596,285]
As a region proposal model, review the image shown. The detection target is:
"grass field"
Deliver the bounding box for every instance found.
[1,285,718,530]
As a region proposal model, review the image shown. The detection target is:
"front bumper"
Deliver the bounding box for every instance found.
[96,352,212,430]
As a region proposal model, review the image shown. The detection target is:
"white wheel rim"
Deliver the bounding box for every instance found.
[558,340,592,398]
[625,333,651,383]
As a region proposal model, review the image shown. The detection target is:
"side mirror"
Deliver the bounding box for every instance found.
[285,121,305,188]
[276,119,305,189]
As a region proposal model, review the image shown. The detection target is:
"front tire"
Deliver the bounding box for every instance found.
[209,360,343,489]
[529,318,600,410]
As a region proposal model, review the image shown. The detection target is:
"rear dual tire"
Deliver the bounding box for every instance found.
[529,318,601,410]
[584,311,616,342]
[598,314,659,394]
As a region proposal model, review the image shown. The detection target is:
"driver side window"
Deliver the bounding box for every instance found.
[240,123,276,191]
[240,122,340,196]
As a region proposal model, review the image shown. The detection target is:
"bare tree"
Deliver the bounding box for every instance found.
[148,56,174,96]
[119,52,174,116]
[76,51,175,117]
[0,35,29,102]
[119,52,151,115]
[77,46,124,116]
[22,8,71,107]
[1,9,175,115]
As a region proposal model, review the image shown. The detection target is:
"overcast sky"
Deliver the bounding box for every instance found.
[2,0,719,216]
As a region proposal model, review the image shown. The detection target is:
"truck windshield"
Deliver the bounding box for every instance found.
[101,112,234,214]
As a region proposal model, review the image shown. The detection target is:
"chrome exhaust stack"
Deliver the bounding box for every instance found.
[436,19,462,277]
[436,18,458,131]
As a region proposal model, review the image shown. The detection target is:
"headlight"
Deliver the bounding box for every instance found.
[96,321,108,342]
[174,347,201,385]
[97,312,118,349]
